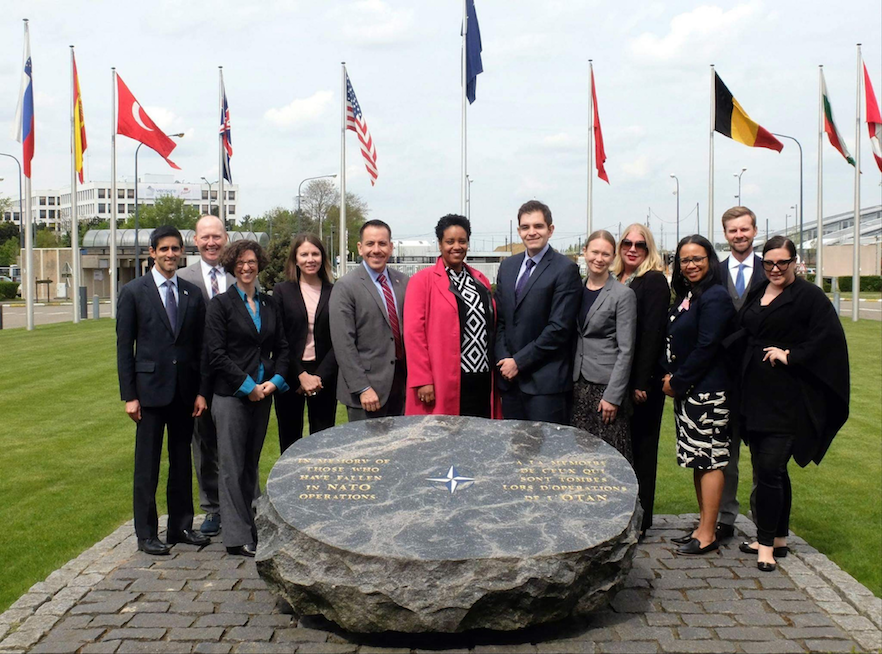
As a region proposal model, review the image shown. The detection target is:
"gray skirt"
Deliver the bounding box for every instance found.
[674,391,730,470]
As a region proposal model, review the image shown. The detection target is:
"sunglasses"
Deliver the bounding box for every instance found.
[621,239,648,252]
[762,258,794,272]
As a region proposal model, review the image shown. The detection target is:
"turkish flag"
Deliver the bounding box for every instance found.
[116,74,180,169]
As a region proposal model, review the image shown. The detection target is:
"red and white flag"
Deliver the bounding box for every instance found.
[116,74,180,169]
[345,70,378,185]
[864,62,882,173]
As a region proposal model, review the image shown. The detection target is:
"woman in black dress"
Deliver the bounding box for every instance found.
[734,236,849,571]
[612,224,670,537]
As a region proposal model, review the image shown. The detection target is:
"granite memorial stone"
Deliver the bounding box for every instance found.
[256,416,641,632]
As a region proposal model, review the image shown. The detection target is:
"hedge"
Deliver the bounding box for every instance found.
[804,275,882,293]
[0,282,18,300]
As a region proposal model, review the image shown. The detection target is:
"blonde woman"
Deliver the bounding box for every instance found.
[612,224,670,538]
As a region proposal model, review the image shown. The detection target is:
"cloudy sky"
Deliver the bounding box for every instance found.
[0,0,880,251]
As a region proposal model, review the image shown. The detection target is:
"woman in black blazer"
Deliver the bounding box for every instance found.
[205,240,289,557]
[612,224,670,538]
[662,235,735,556]
[273,234,338,452]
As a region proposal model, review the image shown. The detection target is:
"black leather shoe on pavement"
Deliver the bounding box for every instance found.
[226,543,256,557]
[716,523,735,539]
[676,538,720,555]
[167,529,211,546]
[200,512,221,536]
[757,561,777,572]
[137,537,171,555]
[671,532,695,544]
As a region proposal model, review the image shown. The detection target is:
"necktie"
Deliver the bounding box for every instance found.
[515,258,536,302]
[165,280,178,332]
[378,274,403,359]
[209,268,220,298]
[735,263,746,298]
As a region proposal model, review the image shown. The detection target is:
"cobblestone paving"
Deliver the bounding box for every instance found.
[1,514,879,654]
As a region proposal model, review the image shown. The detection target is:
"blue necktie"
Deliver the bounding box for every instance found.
[515,258,536,302]
[165,280,178,331]
[735,264,746,298]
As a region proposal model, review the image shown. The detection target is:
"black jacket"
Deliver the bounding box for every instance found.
[628,270,671,392]
[116,274,208,407]
[204,286,290,397]
[273,279,338,383]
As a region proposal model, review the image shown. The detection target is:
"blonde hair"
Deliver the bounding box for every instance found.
[611,223,664,279]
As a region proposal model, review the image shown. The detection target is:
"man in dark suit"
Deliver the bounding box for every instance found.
[117,225,211,555]
[717,206,765,539]
[176,215,235,538]
[495,200,582,424]
[330,220,409,421]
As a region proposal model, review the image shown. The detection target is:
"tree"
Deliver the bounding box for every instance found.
[300,179,338,236]
[121,196,200,230]
[0,238,18,266]
[326,192,370,259]
[258,238,290,293]
[0,222,20,244]
[35,227,60,248]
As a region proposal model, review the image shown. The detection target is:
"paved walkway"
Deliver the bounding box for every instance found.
[1,514,879,654]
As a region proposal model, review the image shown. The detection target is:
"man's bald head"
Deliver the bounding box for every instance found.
[195,215,228,265]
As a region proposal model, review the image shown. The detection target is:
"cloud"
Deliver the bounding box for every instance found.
[629,2,762,65]
[338,0,414,46]
[141,107,186,133]
[540,132,582,151]
[620,154,651,179]
[264,91,334,129]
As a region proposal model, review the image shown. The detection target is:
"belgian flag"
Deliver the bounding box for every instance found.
[715,73,783,152]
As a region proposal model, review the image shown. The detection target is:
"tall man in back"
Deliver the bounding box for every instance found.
[717,205,765,540]
[330,220,409,421]
[177,215,234,537]
[495,200,582,424]
[117,226,211,555]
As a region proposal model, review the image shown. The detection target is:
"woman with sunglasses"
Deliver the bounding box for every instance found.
[612,224,670,537]
[733,236,849,571]
[662,235,735,555]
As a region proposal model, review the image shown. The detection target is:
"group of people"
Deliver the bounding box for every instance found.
[117,202,850,573]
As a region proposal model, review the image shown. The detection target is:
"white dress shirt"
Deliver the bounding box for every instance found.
[728,253,755,289]
[200,259,227,298]
[151,266,179,309]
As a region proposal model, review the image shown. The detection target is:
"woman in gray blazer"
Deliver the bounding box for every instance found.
[572,230,637,461]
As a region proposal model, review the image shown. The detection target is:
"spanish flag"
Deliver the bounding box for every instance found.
[73,51,87,183]
[714,73,783,152]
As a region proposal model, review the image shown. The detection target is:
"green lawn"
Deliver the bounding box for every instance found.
[0,318,879,613]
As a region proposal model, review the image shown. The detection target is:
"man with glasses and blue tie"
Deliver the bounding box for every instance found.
[716,206,765,541]
[117,226,211,555]
[178,215,235,538]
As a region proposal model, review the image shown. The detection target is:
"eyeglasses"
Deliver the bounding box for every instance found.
[761,258,794,272]
[680,255,708,266]
[235,259,258,270]
[621,239,648,252]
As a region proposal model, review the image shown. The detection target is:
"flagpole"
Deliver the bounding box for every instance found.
[587,60,594,236]
[111,67,118,319]
[708,64,715,244]
[20,19,34,331]
[218,66,225,226]
[461,0,468,216]
[852,44,862,322]
[816,65,825,290]
[70,46,80,323]
[340,62,347,278]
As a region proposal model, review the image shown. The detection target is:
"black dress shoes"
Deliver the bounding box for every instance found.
[716,523,735,540]
[671,532,696,545]
[137,537,171,556]
[676,538,720,555]
[757,561,777,572]
[167,529,211,546]
[226,543,256,557]
[739,541,789,558]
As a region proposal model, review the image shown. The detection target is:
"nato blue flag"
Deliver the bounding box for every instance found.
[464,0,483,104]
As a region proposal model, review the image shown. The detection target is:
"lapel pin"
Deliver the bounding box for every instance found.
[183,289,189,296]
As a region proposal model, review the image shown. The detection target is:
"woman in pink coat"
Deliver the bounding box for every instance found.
[404,215,500,418]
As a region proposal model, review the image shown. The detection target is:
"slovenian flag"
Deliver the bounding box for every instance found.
[11,21,35,178]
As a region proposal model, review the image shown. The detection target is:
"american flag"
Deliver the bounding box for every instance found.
[219,80,233,183]
[345,71,378,185]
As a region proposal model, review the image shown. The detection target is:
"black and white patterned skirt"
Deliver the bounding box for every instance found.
[673,391,731,470]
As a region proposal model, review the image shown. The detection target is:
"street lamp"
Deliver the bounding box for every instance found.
[134,133,185,278]
[466,175,473,220]
[0,152,25,249]
[772,133,804,259]
[296,174,337,240]
[670,174,680,246]
[201,177,215,215]
[734,167,747,205]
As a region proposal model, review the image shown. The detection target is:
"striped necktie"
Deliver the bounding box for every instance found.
[378,274,403,359]
[209,268,220,298]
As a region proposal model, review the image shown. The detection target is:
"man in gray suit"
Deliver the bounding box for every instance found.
[716,206,765,540]
[177,215,235,537]
[330,219,409,422]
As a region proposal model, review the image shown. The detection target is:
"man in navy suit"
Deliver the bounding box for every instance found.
[717,206,766,539]
[495,200,582,424]
[117,225,212,555]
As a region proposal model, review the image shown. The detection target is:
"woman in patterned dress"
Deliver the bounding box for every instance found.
[661,235,735,555]
[404,214,499,418]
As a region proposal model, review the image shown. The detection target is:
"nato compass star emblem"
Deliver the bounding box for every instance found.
[426,465,475,494]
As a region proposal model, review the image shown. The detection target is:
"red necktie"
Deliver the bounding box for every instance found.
[378,274,403,359]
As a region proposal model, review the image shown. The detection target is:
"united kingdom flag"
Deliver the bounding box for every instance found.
[220,80,232,183]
